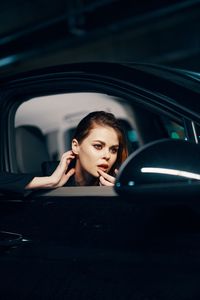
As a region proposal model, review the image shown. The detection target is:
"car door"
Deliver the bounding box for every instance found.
[1,62,200,299]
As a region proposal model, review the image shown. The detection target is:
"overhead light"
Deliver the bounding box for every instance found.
[0,55,17,67]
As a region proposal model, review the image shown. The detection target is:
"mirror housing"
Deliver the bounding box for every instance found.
[115,139,200,196]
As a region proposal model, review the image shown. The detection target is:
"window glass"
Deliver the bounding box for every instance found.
[161,116,186,140]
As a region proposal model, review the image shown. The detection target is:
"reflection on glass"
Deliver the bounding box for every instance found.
[141,167,200,180]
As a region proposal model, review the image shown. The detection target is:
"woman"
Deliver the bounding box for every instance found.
[0,111,128,192]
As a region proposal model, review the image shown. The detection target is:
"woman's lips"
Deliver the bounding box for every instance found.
[97,164,109,171]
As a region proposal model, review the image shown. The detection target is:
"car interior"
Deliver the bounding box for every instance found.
[13,91,190,193]
[15,125,50,174]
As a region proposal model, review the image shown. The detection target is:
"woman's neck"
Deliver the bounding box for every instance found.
[74,173,98,186]
[74,164,98,186]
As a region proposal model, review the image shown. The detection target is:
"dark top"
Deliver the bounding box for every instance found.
[42,161,99,186]
[64,174,77,186]
[0,172,34,194]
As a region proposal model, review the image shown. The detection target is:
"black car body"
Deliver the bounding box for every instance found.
[1,62,200,299]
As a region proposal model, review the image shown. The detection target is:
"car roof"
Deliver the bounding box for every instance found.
[1,61,200,120]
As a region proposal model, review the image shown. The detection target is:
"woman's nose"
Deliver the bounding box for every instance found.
[103,149,111,160]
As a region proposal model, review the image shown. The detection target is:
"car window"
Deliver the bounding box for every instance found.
[14,91,190,178]
[14,92,136,174]
[161,116,187,140]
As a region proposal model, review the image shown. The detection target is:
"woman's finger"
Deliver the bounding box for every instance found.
[114,169,119,175]
[57,168,75,187]
[59,153,75,171]
[98,169,116,184]
[99,175,114,186]
[60,151,75,164]
[66,167,75,180]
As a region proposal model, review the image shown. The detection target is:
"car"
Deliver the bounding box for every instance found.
[1,62,200,299]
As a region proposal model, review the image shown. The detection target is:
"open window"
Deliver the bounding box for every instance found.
[13,90,190,180]
[14,92,136,174]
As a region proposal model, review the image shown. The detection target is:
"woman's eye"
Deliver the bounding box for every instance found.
[93,144,102,150]
[110,148,118,154]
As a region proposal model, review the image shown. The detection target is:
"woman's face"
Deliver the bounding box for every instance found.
[73,126,119,178]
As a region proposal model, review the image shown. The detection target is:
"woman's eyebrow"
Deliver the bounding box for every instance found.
[92,140,105,144]
[93,140,119,147]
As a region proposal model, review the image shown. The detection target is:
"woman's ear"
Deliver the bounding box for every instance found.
[72,139,79,155]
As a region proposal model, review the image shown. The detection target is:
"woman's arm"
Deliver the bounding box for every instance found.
[25,175,58,189]
[25,151,75,190]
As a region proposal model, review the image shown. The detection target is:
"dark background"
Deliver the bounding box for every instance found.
[0,0,200,77]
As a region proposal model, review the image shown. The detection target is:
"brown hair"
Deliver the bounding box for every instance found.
[73,111,128,175]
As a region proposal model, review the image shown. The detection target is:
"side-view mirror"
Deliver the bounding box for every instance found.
[115,139,200,197]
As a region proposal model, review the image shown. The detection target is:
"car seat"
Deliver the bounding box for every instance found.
[15,125,50,174]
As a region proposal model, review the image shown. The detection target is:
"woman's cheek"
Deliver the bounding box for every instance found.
[111,154,118,164]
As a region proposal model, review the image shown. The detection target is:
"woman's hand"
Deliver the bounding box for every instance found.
[98,169,118,186]
[51,150,75,187]
[26,151,75,190]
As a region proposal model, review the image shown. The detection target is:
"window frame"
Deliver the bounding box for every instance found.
[1,73,199,175]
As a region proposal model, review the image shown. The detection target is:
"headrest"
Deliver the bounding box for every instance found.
[15,125,50,174]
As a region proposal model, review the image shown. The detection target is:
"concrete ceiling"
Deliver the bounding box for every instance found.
[0,0,200,77]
